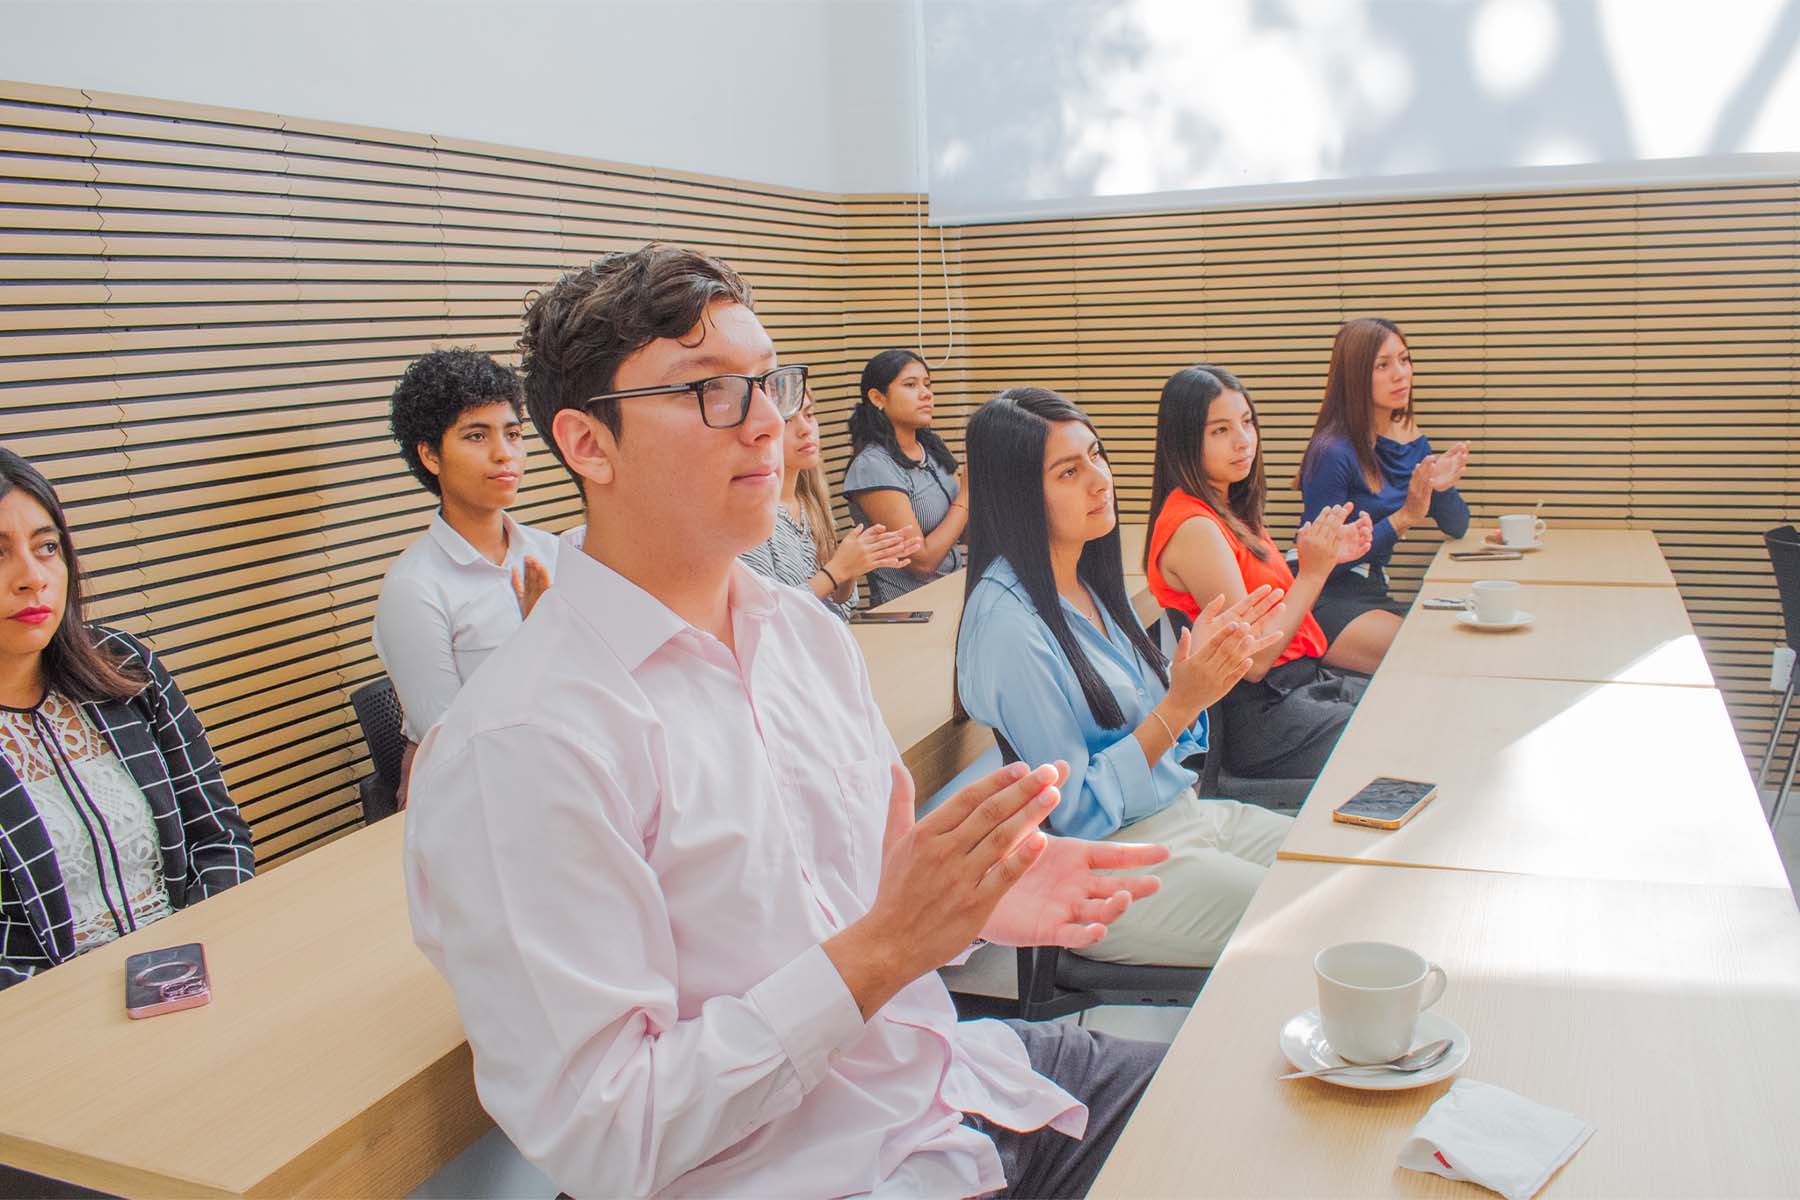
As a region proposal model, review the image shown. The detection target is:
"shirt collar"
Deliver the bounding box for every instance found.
[555,549,780,673]
[978,554,1127,645]
[427,510,525,569]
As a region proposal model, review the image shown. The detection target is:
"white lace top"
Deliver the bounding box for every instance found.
[0,693,172,952]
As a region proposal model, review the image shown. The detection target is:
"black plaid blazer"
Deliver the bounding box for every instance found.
[0,627,255,988]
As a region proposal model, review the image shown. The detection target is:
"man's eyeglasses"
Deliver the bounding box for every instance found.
[583,365,808,430]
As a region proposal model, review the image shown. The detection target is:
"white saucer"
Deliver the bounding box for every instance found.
[1456,608,1534,632]
[1495,538,1543,551]
[1279,1008,1471,1091]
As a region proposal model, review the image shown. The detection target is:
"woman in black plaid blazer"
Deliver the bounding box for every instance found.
[0,450,254,989]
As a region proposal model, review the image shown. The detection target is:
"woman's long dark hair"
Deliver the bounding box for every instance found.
[1145,365,1271,567]
[0,448,145,704]
[957,388,1167,730]
[849,349,959,474]
[1297,316,1410,492]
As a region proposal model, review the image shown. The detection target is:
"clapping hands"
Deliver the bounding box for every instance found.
[511,555,551,618]
[831,523,922,582]
[1295,503,1374,576]
[1428,442,1470,491]
[1166,587,1287,715]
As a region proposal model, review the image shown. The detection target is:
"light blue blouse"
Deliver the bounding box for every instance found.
[956,556,1209,841]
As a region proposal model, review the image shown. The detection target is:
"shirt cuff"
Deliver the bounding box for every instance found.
[746,942,867,1090]
[1090,734,1156,833]
[946,939,988,968]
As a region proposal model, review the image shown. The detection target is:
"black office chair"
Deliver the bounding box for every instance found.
[1758,526,1800,824]
[992,732,1209,1020]
[1164,607,1312,813]
[350,677,407,824]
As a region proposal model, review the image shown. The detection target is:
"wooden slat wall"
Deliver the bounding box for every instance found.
[938,187,1800,772]
[2,79,1793,870]
[0,80,900,865]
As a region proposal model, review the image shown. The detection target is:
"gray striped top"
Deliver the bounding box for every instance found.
[739,504,855,621]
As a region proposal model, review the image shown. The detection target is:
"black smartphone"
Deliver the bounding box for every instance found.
[849,610,932,625]
[1332,778,1438,830]
[125,942,212,1019]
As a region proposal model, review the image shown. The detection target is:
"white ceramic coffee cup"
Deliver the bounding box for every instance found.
[1499,514,1547,545]
[1314,941,1449,1064]
[1471,579,1519,624]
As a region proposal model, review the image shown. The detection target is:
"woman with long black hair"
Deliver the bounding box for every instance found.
[954,389,1291,968]
[1147,365,1372,780]
[0,449,254,988]
[842,349,967,605]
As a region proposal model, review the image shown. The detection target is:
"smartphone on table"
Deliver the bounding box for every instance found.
[1331,778,1438,830]
[125,942,212,1019]
[848,611,932,625]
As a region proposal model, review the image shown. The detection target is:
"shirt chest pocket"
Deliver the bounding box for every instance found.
[778,755,890,903]
[448,591,523,681]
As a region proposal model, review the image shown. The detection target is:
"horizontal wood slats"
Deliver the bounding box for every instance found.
[2,79,1792,868]
[938,185,1799,778]
[0,81,879,864]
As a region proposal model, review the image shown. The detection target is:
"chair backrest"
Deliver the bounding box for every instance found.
[1766,526,1800,652]
[350,678,408,788]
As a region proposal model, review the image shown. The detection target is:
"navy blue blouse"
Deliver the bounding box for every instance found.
[1300,434,1470,576]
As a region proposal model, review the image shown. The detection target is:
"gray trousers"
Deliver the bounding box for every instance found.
[964,1019,1167,1199]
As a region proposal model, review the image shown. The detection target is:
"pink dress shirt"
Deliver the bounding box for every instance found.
[404,549,1085,1198]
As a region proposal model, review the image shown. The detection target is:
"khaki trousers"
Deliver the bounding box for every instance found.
[1080,789,1292,968]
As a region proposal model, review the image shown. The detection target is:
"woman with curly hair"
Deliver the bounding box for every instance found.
[0,448,253,988]
[374,349,562,789]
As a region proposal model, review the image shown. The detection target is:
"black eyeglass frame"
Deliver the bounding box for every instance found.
[581,364,809,429]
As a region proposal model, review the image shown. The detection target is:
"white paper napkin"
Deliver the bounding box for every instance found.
[1397,1079,1594,1200]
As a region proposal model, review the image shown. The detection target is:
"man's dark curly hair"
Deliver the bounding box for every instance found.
[519,243,754,491]
[388,347,524,495]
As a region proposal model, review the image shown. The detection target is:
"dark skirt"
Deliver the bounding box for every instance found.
[1218,656,1370,779]
[1312,566,1410,644]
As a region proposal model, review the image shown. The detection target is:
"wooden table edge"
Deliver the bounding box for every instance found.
[0,1134,238,1200]
[249,1041,491,1198]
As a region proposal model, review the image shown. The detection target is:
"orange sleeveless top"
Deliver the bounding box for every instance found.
[1147,489,1327,668]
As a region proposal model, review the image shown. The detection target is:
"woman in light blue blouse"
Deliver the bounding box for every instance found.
[955,387,1293,969]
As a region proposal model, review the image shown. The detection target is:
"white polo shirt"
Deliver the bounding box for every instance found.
[373,511,562,741]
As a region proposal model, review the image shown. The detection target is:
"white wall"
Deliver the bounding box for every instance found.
[9,0,1796,216]
[922,0,1800,223]
[0,0,924,194]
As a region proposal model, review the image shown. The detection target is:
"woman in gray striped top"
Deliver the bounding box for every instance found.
[740,389,921,619]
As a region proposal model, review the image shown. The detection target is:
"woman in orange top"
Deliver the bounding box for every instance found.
[1145,365,1374,779]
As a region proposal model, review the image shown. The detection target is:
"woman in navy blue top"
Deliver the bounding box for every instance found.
[1297,318,1471,671]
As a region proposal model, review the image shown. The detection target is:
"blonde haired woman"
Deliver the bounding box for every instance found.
[740,389,921,617]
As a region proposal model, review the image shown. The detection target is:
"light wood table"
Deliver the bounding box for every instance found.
[1093,858,1800,1199]
[1427,529,1676,588]
[1277,673,1789,889]
[0,817,488,1199]
[1386,583,1712,688]
[0,527,1160,1197]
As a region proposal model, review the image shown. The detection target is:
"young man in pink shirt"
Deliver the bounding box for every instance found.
[404,244,1195,1198]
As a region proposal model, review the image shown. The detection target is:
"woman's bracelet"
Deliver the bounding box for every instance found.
[819,564,842,589]
[1145,706,1178,749]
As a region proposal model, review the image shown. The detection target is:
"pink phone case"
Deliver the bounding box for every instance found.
[125,942,212,1019]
